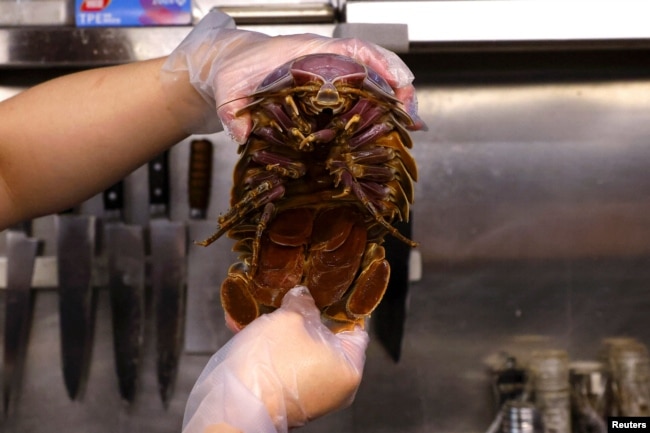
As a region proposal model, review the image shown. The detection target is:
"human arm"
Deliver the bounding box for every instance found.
[0,10,419,230]
[182,286,369,433]
[0,58,190,228]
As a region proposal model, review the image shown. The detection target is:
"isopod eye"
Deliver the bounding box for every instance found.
[257,61,295,93]
[364,66,396,98]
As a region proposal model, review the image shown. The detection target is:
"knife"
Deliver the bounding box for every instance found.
[3,224,39,414]
[373,216,413,362]
[188,139,213,221]
[185,139,227,354]
[56,210,97,400]
[148,150,187,406]
[103,180,146,403]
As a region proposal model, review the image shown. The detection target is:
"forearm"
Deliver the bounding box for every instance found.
[0,57,193,228]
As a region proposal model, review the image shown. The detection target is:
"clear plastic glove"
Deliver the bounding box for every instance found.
[161,9,421,142]
[182,286,369,433]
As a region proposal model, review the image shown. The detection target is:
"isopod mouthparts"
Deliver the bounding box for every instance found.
[201,53,420,332]
[313,82,341,109]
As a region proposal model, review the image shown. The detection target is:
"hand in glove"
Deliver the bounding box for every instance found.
[182,286,369,433]
[161,10,421,142]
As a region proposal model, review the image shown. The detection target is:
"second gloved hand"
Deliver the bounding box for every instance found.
[182,286,369,433]
[161,10,420,142]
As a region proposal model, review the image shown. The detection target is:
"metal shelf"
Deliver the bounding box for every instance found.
[0,26,193,67]
[3,1,650,66]
[0,23,340,67]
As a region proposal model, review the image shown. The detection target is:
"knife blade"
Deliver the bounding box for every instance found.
[3,225,39,415]
[56,211,97,400]
[373,216,412,362]
[148,150,187,406]
[103,180,145,403]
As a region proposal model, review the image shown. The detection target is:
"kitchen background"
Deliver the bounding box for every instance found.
[2,1,650,432]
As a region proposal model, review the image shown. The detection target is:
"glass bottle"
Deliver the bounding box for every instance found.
[501,401,544,433]
[601,338,650,416]
[530,349,571,433]
[569,361,607,433]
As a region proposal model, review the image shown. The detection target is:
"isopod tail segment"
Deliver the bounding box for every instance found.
[320,242,391,331]
[220,207,393,333]
[220,263,260,331]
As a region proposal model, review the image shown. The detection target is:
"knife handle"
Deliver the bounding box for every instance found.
[188,139,213,219]
[148,151,170,209]
[103,181,124,212]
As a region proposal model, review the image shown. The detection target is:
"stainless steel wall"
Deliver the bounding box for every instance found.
[2,47,650,432]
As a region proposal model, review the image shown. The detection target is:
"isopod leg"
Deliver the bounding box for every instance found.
[250,202,275,275]
[251,150,307,179]
[340,170,417,247]
[195,180,284,247]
